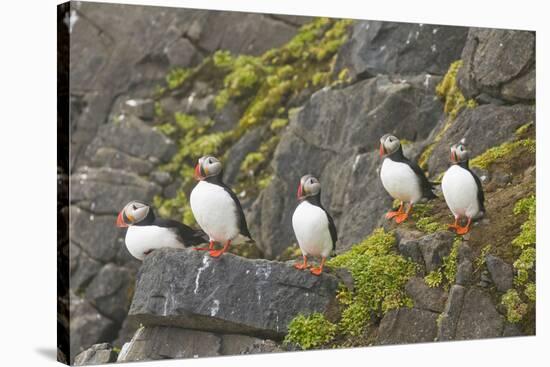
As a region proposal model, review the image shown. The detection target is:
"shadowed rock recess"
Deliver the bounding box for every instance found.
[68,2,535,364]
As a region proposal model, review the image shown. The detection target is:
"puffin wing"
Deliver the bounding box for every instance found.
[321,205,338,251]
[153,218,209,246]
[468,168,486,213]
[220,183,253,240]
[401,157,437,199]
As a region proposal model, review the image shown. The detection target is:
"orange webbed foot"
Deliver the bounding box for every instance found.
[455,225,470,235]
[385,211,401,220]
[310,267,323,276]
[394,213,409,224]
[209,249,225,258]
[294,262,310,270]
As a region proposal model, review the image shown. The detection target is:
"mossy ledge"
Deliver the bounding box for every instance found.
[284,229,417,349]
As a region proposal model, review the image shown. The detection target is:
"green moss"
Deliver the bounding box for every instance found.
[524,282,536,302]
[501,289,528,323]
[513,247,535,286]
[424,270,443,288]
[435,60,476,119]
[240,152,265,172]
[512,195,536,249]
[270,118,289,131]
[515,121,533,136]
[424,237,460,289]
[166,67,192,90]
[153,191,196,227]
[415,217,444,234]
[475,244,492,272]
[283,313,337,350]
[470,139,536,169]
[328,228,416,332]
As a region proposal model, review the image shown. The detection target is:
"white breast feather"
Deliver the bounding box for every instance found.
[190,181,241,243]
[442,165,481,218]
[125,225,184,261]
[380,158,423,203]
[292,201,333,258]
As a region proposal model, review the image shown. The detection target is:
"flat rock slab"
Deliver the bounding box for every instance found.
[128,248,339,339]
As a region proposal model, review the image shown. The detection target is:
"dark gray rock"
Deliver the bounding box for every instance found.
[249,75,444,257]
[69,206,123,263]
[128,248,339,338]
[405,277,447,313]
[150,170,173,186]
[485,255,514,292]
[70,167,162,214]
[70,296,118,361]
[502,322,524,337]
[457,28,535,103]
[437,284,465,341]
[86,264,135,322]
[164,37,203,68]
[123,98,156,121]
[74,343,117,366]
[220,334,282,355]
[377,308,439,345]
[456,242,474,286]
[223,126,266,186]
[89,147,154,175]
[455,287,505,340]
[416,231,455,272]
[70,242,103,291]
[335,21,468,80]
[427,104,535,176]
[85,115,177,163]
[117,327,221,362]
[398,235,427,267]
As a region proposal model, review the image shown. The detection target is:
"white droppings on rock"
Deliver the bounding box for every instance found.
[424,74,432,88]
[125,99,138,107]
[431,44,437,53]
[352,154,362,172]
[415,31,420,39]
[210,299,220,316]
[432,28,438,34]
[255,264,272,280]
[246,270,250,274]
[194,256,210,294]
[187,92,196,106]
[64,10,79,33]
[89,214,94,221]
[380,45,386,51]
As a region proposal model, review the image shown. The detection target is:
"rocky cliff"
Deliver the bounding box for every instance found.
[65,2,535,364]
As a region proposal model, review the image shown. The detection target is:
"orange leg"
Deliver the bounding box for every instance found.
[294,255,310,270]
[194,240,215,251]
[448,216,460,231]
[455,217,472,235]
[310,257,327,276]
[385,202,404,220]
[209,240,231,258]
[394,203,412,224]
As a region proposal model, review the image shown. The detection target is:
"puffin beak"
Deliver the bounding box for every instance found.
[116,212,128,227]
[297,183,303,200]
[194,163,203,181]
[379,143,386,157]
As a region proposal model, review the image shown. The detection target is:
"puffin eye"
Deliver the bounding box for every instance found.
[132,204,137,210]
[309,179,314,184]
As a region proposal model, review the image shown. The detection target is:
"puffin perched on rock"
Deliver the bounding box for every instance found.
[190,155,252,257]
[442,142,485,235]
[292,175,337,276]
[116,200,208,260]
[379,134,436,223]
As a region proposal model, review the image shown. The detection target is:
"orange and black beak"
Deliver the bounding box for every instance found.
[379,143,386,157]
[450,150,457,163]
[116,211,128,227]
[194,163,203,181]
[297,182,304,200]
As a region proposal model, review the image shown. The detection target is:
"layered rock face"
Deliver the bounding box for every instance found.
[67,2,311,361]
[67,2,535,364]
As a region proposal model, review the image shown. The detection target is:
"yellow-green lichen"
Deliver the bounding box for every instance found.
[424,270,443,288]
[166,67,192,90]
[512,195,536,249]
[524,282,536,302]
[283,313,337,350]
[501,289,528,323]
[327,228,416,336]
[435,60,476,119]
[425,237,460,289]
[474,244,492,272]
[415,217,445,234]
[469,139,536,170]
[515,121,534,137]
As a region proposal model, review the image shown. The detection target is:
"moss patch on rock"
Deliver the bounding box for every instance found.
[283,313,337,350]
[470,139,535,170]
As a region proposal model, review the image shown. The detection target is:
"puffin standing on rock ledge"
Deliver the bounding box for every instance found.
[116,200,208,260]
[442,142,485,235]
[292,175,337,276]
[379,134,436,223]
[190,155,253,258]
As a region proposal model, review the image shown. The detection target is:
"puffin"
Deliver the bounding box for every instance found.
[441,142,485,235]
[115,200,208,260]
[292,175,337,276]
[190,155,252,258]
[379,134,436,223]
